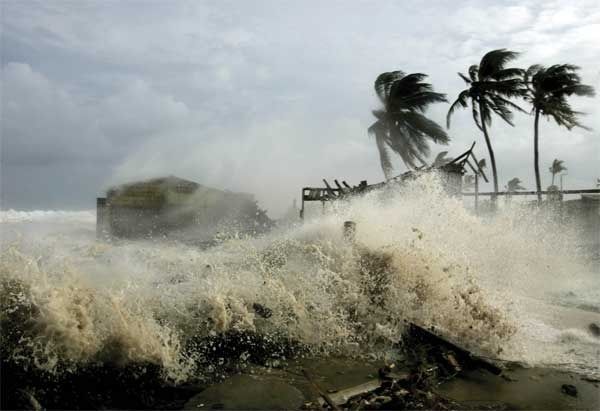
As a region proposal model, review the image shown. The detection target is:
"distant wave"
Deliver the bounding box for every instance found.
[0,209,95,224]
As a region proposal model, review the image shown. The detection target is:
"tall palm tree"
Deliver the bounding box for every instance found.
[369,71,450,179]
[524,64,595,203]
[447,49,525,203]
[548,159,567,186]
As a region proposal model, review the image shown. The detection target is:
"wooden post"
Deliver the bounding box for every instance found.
[343,221,356,243]
[474,174,479,215]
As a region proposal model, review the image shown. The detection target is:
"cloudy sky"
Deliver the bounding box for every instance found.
[1,0,599,215]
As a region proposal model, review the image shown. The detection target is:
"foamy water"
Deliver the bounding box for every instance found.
[1,175,598,382]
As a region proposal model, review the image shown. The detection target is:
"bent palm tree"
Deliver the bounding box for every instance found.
[369,71,450,179]
[447,49,525,203]
[548,159,567,186]
[524,64,595,203]
[505,177,526,192]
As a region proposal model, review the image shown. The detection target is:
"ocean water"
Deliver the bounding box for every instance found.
[1,174,598,384]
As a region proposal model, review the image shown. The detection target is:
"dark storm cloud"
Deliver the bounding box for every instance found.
[1,0,599,213]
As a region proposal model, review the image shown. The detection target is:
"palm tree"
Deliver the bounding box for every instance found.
[524,64,595,202]
[463,174,476,191]
[447,49,525,203]
[548,159,567,186]
[505,177,526,193]
[369,71,450,179]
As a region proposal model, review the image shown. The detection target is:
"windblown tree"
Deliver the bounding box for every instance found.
[548,158,567,187]
[524,64,595,203]
[447,49,525,202]
[369,71,450,179]
[505,177,526,193]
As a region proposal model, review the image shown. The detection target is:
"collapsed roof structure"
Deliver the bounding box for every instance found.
[300,143,487,219]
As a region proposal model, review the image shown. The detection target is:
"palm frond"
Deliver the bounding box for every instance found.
[471,101,483,131]
[549,159,567,175]
[374,71,405,102]
[458,72,472,84]
[468,65,479,81]
[369,120,394,179]
[479,49,520,79]
[403,111,450,144]
[492,67,525,81]
[395,90,448,113]
[447,90,470,128]
[506,177,526,192]
[527,64,595,130]
[370,71,450,174]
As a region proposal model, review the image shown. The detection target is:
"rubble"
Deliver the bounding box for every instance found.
[561,384,578,397]
[304,322,507,410]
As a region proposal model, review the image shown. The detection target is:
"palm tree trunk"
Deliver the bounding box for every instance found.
[551,173,555,186]
[534,109,542,203]
[479,101,498,204]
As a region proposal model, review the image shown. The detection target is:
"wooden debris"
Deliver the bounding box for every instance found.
[561,384,578,397]
[302,369,340,410]
[443,352,462,373]
[322,379,382,406]
[406,323,502,375]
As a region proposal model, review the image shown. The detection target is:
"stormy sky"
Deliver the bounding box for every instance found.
[1,0,599,215]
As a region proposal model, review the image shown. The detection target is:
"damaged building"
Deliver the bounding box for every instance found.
[97,176,272,241]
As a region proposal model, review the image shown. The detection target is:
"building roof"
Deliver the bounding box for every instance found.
[108,175,200,194]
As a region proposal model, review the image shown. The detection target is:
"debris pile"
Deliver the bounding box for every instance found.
[302,323,504,410]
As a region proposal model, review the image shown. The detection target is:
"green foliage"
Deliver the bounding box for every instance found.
[524,64,595,129]
[447,49,525,129]
[369,72,450,179]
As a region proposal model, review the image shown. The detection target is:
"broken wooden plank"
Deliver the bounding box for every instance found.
[317,379,381,407]
[322,179,338,198]
[334,179,347,193]
[302,369,340,410]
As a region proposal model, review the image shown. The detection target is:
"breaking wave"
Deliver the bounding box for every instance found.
[0,209,95,224]
[1,174,598,383]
